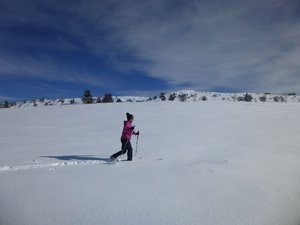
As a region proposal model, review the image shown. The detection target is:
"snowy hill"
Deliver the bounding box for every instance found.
[2,90,300,108]
[0,101,300,225]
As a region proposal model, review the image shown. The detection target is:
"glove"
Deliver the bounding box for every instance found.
[136,131,140,135]
[130,126,135,130]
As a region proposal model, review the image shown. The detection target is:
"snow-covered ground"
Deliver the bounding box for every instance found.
[1,102,300,225]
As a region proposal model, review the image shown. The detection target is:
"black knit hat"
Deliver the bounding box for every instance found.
[126,112,134,120]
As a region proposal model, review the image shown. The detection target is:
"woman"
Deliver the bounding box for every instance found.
[110,113,139,161]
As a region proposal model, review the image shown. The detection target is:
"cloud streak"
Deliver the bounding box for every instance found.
[1,0,300,94]
[0,52,109,88]
[92,0,300,93]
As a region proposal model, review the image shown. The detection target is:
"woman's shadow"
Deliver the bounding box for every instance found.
[40,155,113,163]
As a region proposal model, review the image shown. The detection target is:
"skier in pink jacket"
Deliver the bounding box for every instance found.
[110,113,139,161]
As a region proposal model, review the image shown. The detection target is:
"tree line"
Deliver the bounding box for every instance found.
[1,90,299,109]
[81,90,118,104]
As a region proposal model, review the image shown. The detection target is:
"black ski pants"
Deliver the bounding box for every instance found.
[111,139,133,160]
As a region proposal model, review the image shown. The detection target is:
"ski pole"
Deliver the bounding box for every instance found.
[135,134,139,156]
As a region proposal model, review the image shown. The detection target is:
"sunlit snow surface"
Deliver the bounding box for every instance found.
[1,102,300,225]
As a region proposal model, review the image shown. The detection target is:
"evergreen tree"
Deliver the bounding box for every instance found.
[160,92,166,101]
[178,94,188,102]
[82,89,93,104]
[102,93,114,103]
[4,101,9,108]
[96,97,102,103]
[244,93,253,102]
[168,93,177,101]
[259,96,267,102]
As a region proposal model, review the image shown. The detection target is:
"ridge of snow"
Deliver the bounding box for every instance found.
[5,89,300,108]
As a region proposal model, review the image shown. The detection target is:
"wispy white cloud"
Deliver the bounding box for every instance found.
[105,0,300,93]
[71,0,300,93]
[0,52,110,87]
[1,0,300,93]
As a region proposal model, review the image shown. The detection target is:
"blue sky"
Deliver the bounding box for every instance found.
[1,0,300,100]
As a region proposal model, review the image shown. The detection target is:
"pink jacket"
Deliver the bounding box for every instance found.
[121,121,136,140]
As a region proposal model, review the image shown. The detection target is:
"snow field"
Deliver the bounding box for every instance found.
[0,102,300,225]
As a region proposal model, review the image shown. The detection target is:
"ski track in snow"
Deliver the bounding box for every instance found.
[0,156,161,172]
[0,159,116,172]
[0,157,224,173]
